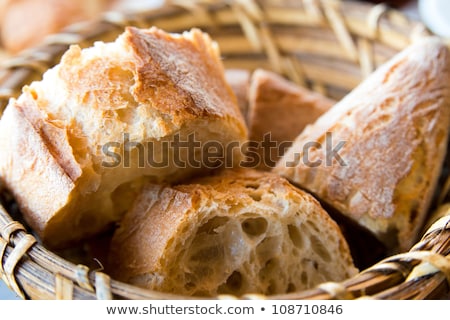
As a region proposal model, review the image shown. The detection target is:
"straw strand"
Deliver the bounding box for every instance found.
[3,235,36,299]
[55,274,74,300]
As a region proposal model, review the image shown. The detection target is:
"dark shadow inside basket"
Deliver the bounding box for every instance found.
[313,199,388,270]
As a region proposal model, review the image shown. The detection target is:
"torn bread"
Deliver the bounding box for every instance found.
[108,169,357,297]
[0,27,247,247]
[274,38,450,252]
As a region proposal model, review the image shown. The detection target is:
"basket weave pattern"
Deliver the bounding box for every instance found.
[0,0,449,300]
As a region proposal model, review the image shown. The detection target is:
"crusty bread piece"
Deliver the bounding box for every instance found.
[274,38,450,252]
[225,69,251,122]
[108,169,357,297]
[0,27,247,247]
[248,69,334,170]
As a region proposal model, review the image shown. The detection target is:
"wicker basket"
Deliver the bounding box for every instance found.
[0,0,449,300]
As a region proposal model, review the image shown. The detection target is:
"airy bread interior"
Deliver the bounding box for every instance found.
[108,169,357,297]
[0,27,247,247]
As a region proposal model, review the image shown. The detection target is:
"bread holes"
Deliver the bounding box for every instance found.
[244,182,260,189]
[244,183,263,201]
[258,258,279,287]
[258,258,282,295]
[217,271,244,295]
[267,281,277,295]
[287,224,304,249]
[241,217,268,236]
[302,258,319,271]
[248,192,262,201]
[108,169,358,295]
[225,270,243,292]
[197,216,230,234]
[287,282,296,293]
[310,235,332,262]
[184,281,196,291]
[193,266,214,278]
[256,236,280,263]
[300,271,308,286]
[189,245,222,262]
[115,108,136,125]
[305,220,320,234]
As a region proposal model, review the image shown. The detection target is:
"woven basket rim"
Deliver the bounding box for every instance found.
[0,0,449,300]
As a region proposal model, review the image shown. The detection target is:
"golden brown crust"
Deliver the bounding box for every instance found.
[274,38,450,252]
[248,69,334,170]
[0,27,247,247]
[248,69,334,145]
[122,27,244,124]
[108,169,357,296]
[0,102,75,235]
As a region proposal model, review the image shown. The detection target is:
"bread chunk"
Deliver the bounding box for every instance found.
[108,169,357,297]
[0,27,247,247]
[248,69,334,169]
[275,38,450,252]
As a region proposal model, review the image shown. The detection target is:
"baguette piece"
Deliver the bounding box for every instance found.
[108,169,357,297]
[274,38,450,252]
[248,69,334,169]
[0,27,247,247]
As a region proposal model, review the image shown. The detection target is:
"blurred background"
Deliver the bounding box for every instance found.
[0,0,442,57]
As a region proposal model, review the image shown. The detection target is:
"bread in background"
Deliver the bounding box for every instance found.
[0,27,247,248]
[274,38,450,253]
[0,0,109,53]
[247,69,334,170]
[108,168,357,297]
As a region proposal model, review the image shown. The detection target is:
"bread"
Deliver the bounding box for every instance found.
[108,168,357,297]
[248,69,334,169]
[0,0,108,53]
[0,26,247,247]
[225,69,251,122]
[274,38,450,252]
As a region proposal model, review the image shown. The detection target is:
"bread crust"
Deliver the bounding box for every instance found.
[109,169,357,296]
[248,69,334,146]
[0,27,247,247]
[274,38,450,252]
[248,69,334,169]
